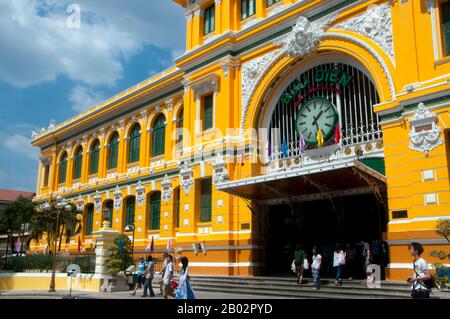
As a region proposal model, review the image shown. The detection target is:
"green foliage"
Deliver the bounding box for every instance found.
[1,254,95,273]
[106,234,133,276]
[431,218,450,290]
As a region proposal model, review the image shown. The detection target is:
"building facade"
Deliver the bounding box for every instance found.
[31,0,450,280]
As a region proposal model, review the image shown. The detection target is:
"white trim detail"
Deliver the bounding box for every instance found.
[388,215,450,225]
[387,263,450,269]
[188,262,262,267]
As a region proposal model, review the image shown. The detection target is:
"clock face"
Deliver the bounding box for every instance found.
[296,97,338,145]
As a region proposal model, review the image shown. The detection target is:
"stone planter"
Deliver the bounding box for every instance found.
[101,273,130,292]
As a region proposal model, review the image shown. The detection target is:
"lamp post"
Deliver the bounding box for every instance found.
[125,224,135,262]
[45,197,72,293]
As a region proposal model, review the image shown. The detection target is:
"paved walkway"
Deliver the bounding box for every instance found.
[0,289,283,299]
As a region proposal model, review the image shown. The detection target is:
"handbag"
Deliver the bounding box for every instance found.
[291,259,297,273]
[412,261,434,290]
[303,258,309,270]
[171,280,179,289]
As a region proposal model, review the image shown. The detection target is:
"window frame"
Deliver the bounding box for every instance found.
[89,140,100,175]
[108,132,120,170]
[241,0,256,20]
[203,4,216,35]
[200,179,212,223]
[440,0,450,57]
[125,197,136,229]
[73,147,83,180]
[152,114,166,157]
[85,205,94,236]
[59,153,68,184]
[202,94,214,131]
[149,192,161,230]
[266,0,281,8]
[128,124,141,164]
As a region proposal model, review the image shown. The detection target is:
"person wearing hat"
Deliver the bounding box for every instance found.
[158,252,169,295]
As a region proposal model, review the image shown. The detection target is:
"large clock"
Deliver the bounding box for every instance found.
[295,97,339,145]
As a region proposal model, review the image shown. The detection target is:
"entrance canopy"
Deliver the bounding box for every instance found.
[217,160,386,203]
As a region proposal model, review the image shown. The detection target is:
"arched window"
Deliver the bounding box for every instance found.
[89,140,100,175]
[73,147,83,180]
[128,124,141,164]
[152,114,166,157]
[149,192,161,230]
[59,153,68,184]
[125,197,136,228]
[85,205,94,236]
[177,108,183,146]
[108,132,119,169]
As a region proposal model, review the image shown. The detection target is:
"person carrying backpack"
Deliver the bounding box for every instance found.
[407,242,433,299]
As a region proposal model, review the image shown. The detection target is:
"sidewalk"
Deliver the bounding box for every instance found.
[0,289,283,299]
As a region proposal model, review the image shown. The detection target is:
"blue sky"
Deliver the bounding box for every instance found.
[0,0,185,192]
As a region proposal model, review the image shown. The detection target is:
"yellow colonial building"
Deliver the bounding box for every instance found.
[31,0,450,281]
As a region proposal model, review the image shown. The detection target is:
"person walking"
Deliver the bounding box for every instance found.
[161,254,175,299]
[158,252,169,296]
[294,244,306,285]
[311,246,322,290]
[130,256,147,296]
[407,242,433,299]
[345,243,356,280]
[176,257,196,299]
[141,255,156,297]
[360,240,371,278]
[333,244,346,286]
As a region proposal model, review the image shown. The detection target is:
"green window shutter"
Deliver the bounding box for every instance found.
[203,94,213,131]
[200,179,212,222]
[90,140,100,175]
[108,133,119,169]
[266,0,280,7]
[442,2,450,56]
[150,193,161,230]
[126,197,135,227]
[152,115,166,157]
[86,206,94,235]
[241,0,256,20]
[178,109,184,145]
[129,125,141,163]
[174,188,180,228]
[59,154,67,184]
[73,148,83,180]
[204,5,215,35]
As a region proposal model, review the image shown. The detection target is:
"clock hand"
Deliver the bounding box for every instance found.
[312,110,324,127]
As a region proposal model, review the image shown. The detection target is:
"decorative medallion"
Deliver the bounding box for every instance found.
[76,194,84,212]
[113,185,122,210]
[179,163,194,195]
[408,103,444,154]
[94,190,101,213]
[334,3,394,63]
[212,153,228,185]
[135,181,145,207]
[161,175,173,202]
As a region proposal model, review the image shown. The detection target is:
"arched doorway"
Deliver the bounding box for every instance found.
[253,58,388,278]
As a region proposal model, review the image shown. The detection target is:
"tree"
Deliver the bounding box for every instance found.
[430,219,450,289]
[29,201,82,254]
[107,234,133,276]
[0,196,37,253]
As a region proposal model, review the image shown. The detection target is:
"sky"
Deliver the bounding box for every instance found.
[0,0,186,192]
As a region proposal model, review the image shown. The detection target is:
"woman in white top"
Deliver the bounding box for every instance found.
[176,257,196,299]
[407,242,432,299]
[333,244,346,286]
[311,246,322,290]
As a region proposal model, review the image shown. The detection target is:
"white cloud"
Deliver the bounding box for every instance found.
[69,85,106,112]
[0,0,185,88]
[3,134,40,160]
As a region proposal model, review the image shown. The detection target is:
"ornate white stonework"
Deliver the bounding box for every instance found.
[179,163,194,195]
[334,3,394,63]
[113,186,122,210]
[76,194,84,212]
[240,14,337,135]
[241,51,279,116]
[94,190,101,212]
[408,103,444,154]
[161,174,173,202]
[135,181,145,207]
[212,153,228,185]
